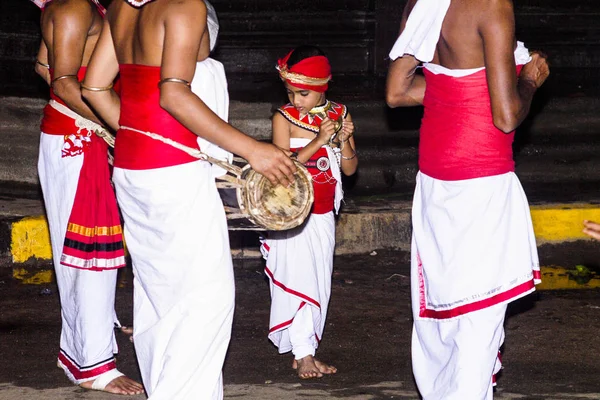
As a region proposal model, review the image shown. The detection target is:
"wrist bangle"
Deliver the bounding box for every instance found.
[158,77,191,88]
[52,74,77,84]
[81,82,114,92]
[341,150,357,160]
[36,59,50,69]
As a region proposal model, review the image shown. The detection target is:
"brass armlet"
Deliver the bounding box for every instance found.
[81,82,114,92]
[158,78,191,88]
[36,59,50,69]
[51,74,78,87]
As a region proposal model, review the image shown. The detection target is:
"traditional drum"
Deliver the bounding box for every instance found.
[217,157,314,231]
[97,128,314,231]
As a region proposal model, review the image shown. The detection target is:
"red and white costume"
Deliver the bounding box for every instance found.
[36,0,126,387]
[389,0,541,398]
[112,52,234,399]
[261,97,344,359]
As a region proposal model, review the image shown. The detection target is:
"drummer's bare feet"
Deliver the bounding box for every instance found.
[80,374,144,395]
[292,356,337,379]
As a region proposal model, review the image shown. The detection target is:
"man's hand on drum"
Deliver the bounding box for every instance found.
[247,142,297,187]
[318,117,339,146]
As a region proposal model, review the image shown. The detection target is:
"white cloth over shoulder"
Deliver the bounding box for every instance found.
[191,58,232,177]
[388,0,450,62]
[388,0,532,76]
[290,137,343,214]
[205,0,219,52]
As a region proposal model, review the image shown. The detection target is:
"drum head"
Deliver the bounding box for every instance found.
[238,161,314,231]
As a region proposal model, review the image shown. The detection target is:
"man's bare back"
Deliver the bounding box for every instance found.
[108,0,211,67]
[388,0,549,133]
[36,1,144,395]
[41,0,102,70]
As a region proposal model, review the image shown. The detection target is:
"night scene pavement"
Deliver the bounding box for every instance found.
[2,250,600,400]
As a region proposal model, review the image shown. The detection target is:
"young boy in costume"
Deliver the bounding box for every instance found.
[260,45,358,379]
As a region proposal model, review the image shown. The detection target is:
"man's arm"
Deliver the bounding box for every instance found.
[480,0,549,133]
[51,0,102,124]
[81,17,121,130]
[385,0,426,108]
[35,40,51,85]
[158,0,296,186]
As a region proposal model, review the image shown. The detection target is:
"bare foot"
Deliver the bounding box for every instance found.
[120,326,134,343]
[80,375,144,396]
[292,356,337,379]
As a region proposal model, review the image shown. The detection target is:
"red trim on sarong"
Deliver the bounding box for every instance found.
[60,134,126,270]
[419,66,524,181]
[417,252,537,319]
[114,64,201,170]
[58,351,116,381]
[264,265,321,308]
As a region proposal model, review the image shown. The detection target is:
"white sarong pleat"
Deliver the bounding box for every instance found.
[38,133,119,383]
[261,212,335,356]
[411,171,540,321]
[113,160,234,400]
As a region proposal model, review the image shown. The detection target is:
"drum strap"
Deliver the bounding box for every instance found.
[108,125,243,177]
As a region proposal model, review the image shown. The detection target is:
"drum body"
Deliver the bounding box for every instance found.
[217,159,314,231]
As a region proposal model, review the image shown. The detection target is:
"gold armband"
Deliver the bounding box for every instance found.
[51,74,78,87]
[36,59,50,69]
[81,82,114,92]
[158,78,191,88]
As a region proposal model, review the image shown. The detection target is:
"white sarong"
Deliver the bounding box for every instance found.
[411,172,539,399]
[391,2,540,398]
[112,57,234,400]
[260,139,340,359]
[261,212,336,359]
[38,132,119,384]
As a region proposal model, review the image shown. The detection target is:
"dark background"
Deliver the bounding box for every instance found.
[1,0,598,101]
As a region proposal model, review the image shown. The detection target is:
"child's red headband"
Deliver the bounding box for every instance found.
[276,51,331,92]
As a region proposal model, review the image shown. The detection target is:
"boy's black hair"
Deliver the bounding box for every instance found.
[287,45,327,68]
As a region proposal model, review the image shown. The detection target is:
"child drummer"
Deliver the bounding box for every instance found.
[260,45,358,379]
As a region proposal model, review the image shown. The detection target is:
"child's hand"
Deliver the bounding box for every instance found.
[583,220,600,241]
[317,117,338,146]
[338,119,355,143]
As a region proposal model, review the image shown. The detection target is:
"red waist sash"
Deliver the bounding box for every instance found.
[292,146,336,214]
[115,64,200,170]
[420,66,523,181]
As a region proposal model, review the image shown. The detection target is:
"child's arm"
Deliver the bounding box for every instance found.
[272,112,336,164]
[338,112,358,176]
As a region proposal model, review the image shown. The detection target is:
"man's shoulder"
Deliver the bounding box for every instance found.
[163,0,207,16]
[45,0,95,18]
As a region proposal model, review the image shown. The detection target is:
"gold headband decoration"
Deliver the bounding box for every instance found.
[276,65,331,87]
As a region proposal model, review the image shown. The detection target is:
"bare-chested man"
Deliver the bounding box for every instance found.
[34,0,143,395]
[81,0,296,398]
[386,0,549,398]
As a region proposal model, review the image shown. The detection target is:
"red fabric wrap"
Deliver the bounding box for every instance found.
[292,147,336,214]
[419,66,524,181]
[61,134,126,270]
[40,67,87,135]
[114,64,200,170]
[277,51,331,92]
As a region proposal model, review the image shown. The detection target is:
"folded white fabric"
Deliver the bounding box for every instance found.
[388,0,451,62]
[90,369,125,391]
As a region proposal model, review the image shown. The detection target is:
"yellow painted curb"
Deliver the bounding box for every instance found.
[12,268,54,285]
[10,216,52,263]
[530,204,600,243]
[537,266,600,291]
